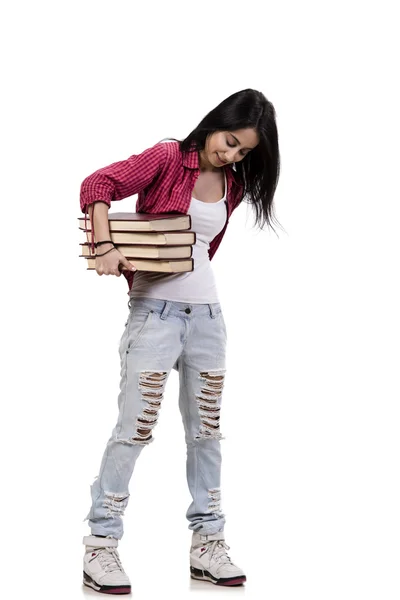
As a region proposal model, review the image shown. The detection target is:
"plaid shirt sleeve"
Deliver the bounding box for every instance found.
[80,142,168,212]
[80,142,168,253]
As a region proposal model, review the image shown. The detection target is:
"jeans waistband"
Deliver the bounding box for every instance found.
[127,297,222,320]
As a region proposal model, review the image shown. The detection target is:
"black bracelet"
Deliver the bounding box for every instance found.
[96,247,118,258]
[95,240,116,248]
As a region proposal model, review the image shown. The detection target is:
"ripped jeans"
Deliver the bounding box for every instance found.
[83,297,228,540]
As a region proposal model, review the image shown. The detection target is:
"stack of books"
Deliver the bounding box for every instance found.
[78,212,196,273]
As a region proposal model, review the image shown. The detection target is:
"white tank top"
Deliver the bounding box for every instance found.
[129,170,227,303]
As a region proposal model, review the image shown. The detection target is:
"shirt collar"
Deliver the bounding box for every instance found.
[181,144,200,169]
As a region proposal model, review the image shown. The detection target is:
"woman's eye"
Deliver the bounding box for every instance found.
[226,138,248,157]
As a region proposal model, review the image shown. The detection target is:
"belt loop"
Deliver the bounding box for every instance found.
[128,298,132,310]
[160,301,171,320]
[209,303,216,319]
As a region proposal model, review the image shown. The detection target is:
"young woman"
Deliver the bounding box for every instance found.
[80,88,281,593]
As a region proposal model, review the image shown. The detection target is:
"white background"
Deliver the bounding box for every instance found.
[1,1,399,598]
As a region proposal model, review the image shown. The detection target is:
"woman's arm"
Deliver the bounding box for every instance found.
[80,141,168,252]
[80,142,168,211]
[88,201,112,248]
[88,201,136,276]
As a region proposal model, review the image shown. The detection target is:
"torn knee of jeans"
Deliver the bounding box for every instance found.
[130,371,167,445]
[195,369,225,441]
[103,491,130,518]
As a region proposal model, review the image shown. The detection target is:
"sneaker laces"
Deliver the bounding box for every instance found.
[207,540,234,569]
[95,547,124,574]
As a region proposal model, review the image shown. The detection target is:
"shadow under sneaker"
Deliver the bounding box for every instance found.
[83,535,131,595]
[190,531,246,586]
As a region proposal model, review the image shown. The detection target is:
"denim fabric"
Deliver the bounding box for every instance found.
[83,297,228,539]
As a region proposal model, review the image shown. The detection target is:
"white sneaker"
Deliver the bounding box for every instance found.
[190,531,246,586]
[82,535,131,595]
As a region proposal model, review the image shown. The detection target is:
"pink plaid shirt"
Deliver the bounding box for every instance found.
[80,140,244,292]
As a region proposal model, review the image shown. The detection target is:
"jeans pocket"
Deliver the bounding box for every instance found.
[126,309,154,352]
[215,310,227,342]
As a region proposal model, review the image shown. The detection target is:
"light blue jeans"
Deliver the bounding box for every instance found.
[83,297,228,539]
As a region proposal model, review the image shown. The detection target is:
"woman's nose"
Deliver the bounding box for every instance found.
[225,151,237,163]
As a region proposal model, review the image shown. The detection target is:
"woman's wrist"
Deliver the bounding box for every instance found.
[94,240,116,249]
[93,240,116,256]
[96,246,118,258]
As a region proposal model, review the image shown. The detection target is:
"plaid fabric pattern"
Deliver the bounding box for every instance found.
[80,141,244,292]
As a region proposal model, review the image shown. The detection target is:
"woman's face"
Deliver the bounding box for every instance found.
[199,127,259,170]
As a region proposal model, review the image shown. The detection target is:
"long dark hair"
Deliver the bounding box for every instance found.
[160,88,283,235]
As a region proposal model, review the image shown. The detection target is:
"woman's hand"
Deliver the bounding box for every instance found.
[95,243,137,277]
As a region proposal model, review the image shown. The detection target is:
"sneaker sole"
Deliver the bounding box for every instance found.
[83,570,131,595]
[190,566,246,586]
